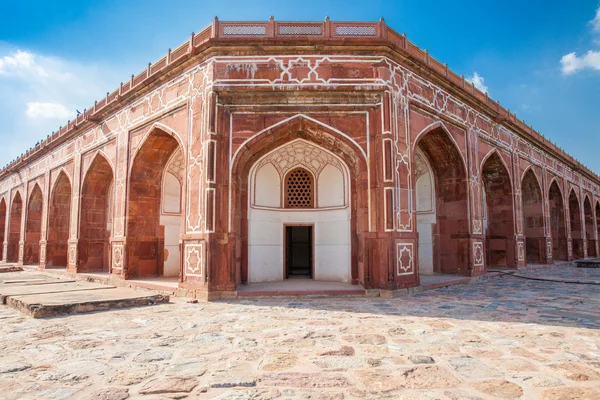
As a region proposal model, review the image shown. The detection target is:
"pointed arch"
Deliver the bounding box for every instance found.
[480,148,513,187]
[583,195,596,257]
[569,189,583,259]
[24,184,43,264]
[481,151,515,268]
[79,152,114,272]
[7,190,23,262]
[413,120,468,175]
[415,123,470,274]
[233,114,367,166]
[126,126,184,278]
[522,169,545,263]
[549,180,567,260]
[129,123,186,174]
[47,171,72,267]
[232,116,368,285]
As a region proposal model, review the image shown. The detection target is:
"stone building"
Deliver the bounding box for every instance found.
[1,18,598,299]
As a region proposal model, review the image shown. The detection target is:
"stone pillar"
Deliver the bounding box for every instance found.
[67,152,82,273]
[542,168,553,263]
[179,87,211,298]
[17,184,27,266]
[110,126,130,278]
[565,181,573,261]
[39,170,50,269]
[2,189,9,263]
[463,128,484,276]
[389,90,419,289]
[512,151,526,268]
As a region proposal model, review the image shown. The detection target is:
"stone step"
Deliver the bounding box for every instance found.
[6,287,170,318]
[575,258,600,268]
[0,281,113,304]
[0,265,23,273]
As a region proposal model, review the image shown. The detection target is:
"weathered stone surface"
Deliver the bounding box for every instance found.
[399,366,461,389]
[139,377,198,394]
[541,387,600,400]
[0,362,31,373]
[133,350,173,363]
[83,387,129,400]
[260,353,298,371]
[342,334,387,345]
[260,373,350,388]
[318,346,355,356]
[408,355,435,364]
[472,380,523,399]
[356,370,402,393]
[109,364,159,385]
[0,266,598,399]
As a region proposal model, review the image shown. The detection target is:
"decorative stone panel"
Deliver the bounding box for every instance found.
[184,243,204,278]
[396,242,414,276]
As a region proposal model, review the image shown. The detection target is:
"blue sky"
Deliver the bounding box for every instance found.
[1,0,600,172]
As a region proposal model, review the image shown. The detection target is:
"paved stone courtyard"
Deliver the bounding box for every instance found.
[0,266,599,399]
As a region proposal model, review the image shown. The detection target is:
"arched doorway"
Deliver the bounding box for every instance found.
[232,117,368,288]
[7,192,23,263]
[481,153,515,268]
[247,139,351,282]
[415,126,469,275]
[24,184,43,264]
[47,172,72,268]
[583,196,596,257]
[0,198,6,260]
[549,181,567,261]
[126,128,183,278]
[522,169,544,263]
[78,154,114,272]
[569,190,583,259]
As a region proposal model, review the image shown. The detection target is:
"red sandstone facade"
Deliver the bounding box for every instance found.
[1,18,598,298]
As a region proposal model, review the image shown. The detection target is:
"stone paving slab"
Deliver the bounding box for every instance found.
[575,258,600,268]
[6,287,170,318]
[0,281,114,304]
[0,265,598,398]
[0,265,23,273]
[1,277,76,286]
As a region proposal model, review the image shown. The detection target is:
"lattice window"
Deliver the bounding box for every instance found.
[285,168,314,208]
[335,26,376,36]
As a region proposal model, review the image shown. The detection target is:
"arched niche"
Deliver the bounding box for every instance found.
[481,152,515,268]
[47,171,72,267]
[24,184,43,264]
[569,190,583,259]
[247,139,351,283]
[549,181,567,261]
[79,154,114,272]
[522,169,544,263]
[415,126,469,275]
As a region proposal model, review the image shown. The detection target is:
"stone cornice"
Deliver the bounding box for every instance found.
[2,17,597,185]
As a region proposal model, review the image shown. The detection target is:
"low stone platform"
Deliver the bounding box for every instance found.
[575,258,600,268]
[0,271,170,318]
[0,281,111,304]
[0,265,23,273]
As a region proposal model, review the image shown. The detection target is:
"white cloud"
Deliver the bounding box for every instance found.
[561,50,600,74]
[561,6,600,74]
[466,72,489,94]
[590,6,600,35]
[25,102,74,119]
[0,50,48,77]
[0,48,122,165]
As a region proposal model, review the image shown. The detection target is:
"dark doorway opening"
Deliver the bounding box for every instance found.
[285,226,313,279]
